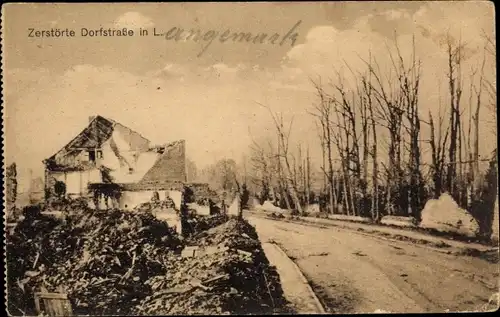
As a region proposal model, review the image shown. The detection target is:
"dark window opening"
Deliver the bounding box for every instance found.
[88,151,96,162]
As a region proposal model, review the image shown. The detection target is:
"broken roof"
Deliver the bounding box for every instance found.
[141,140,187,184]
[44,116,150,170]
[44,115,188,186]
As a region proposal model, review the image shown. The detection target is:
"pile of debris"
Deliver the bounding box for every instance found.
[184,214,229,235]
[136,218,292,315]
[134,196,178,213]
[7,204,182,316]
[7,202,291,315]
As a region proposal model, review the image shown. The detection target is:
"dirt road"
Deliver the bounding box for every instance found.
[247,215,499,313]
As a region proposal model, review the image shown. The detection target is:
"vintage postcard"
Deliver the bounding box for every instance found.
[2,1,498,316]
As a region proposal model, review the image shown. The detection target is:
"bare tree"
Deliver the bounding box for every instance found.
[428,104,449,199]
[359,78,371,216]
[305,145,312,205]
[310,79,336,213]
[249,136,280,204]
[391,35,424,217]
[361,52,380,220]
[330,76,362,216]
[481,31,497,129]
[363,53,405,215]
[261,103,304,213]
[445,34,465,198]
[276,132,292,210]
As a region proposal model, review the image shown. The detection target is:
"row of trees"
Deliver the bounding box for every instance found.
[310,37,426,220]
[310,34,496,223]
[189,133,316,213]
[247,33,497,235]
[248,112,315,212]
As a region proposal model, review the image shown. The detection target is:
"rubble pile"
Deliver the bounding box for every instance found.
[7,203,291,315]
[134,196,178,213]
[186,214,229,235]
[190,218,260,249]
[420,193,480,238]
[136,218,292,315]
[7,205,182,316]
[7,208,62,315]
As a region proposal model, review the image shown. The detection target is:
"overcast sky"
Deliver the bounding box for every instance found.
[2,1,496,190]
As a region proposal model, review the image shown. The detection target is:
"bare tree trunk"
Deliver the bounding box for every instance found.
[361,98,370,216]
[310,80,336,214]
[306,146,311,206]
[364,73,379,221]
[265,107,303,213]
[327,123,335,214]
[332,171,338,211]
[473,52,486,199]
[446,36,463,196]
[364,50,405,216]
[341,172,350,215]
[321,123,327,192]
[371,117,379,221]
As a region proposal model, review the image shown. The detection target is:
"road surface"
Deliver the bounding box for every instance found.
[246,214,499,313]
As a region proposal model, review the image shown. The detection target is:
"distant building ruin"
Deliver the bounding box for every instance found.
[6,163,17,216]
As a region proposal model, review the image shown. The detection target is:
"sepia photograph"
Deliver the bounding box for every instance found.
[2,1,498,315]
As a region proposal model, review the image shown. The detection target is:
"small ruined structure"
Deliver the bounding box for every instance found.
[5,163,18,219]
[43,115,187,210]
[29,176,45,204]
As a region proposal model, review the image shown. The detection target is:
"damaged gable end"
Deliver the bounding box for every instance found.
[43,115,189,210]
[43,115,152,198]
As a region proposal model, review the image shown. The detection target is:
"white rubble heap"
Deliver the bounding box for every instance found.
[420,193,480,238]
[380,216,417,228]
[255,200,285,213]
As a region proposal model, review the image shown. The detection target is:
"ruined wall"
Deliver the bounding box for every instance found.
[187,203,211,216]
[119,190,183,210]
[6,163,17,217]
[228,195,241,216]
[119,190,167,210]
[48,169,102,196]
[186,183,220,204]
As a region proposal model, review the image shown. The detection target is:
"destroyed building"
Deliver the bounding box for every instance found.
[43,115,188,210]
